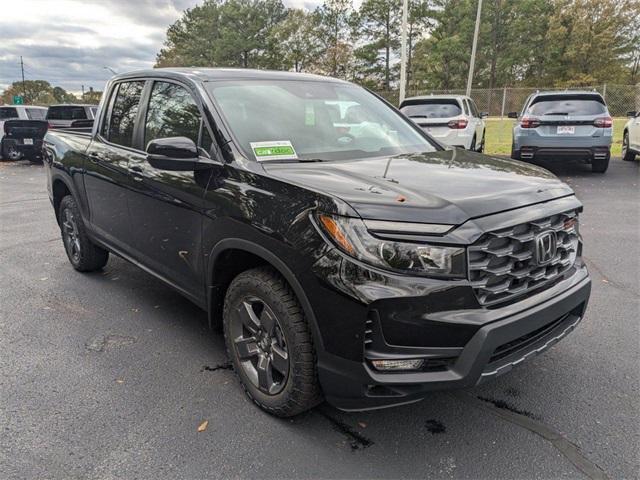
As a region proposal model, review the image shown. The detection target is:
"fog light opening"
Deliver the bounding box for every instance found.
[370,359,424,371]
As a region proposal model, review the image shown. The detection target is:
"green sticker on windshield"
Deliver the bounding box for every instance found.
[250,141,298,161]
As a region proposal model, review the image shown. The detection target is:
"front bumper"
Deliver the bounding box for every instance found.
[316,265,590,411]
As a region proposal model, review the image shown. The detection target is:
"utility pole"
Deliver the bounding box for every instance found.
[20,56,26,99]
[466,0,482,97]
[399,0,409,104]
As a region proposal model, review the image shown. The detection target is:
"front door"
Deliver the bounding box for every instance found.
[126,80,216,303]
[84,80,146,251]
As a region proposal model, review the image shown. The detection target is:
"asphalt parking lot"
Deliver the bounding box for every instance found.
[1,157,638,479]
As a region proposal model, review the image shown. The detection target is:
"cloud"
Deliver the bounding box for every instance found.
[0,0,329,96]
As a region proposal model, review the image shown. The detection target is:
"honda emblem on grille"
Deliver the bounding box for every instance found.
[534,231,557,266]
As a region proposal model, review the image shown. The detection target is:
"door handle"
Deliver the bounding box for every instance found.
[129,165,144,181]
[88,152,105,163]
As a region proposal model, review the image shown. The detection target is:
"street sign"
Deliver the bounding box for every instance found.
[13,96,24,105]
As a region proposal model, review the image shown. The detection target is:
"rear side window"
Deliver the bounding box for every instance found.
[26,108,47,120]
[468,100,480,117]
[107,81,145,148]
[0,107,18,120]
[527,96,606,116]
[144,81,203,148]
[400,99,462,119]
[47,106,87,120]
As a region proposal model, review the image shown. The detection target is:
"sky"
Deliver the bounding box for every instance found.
[0,0,323,96]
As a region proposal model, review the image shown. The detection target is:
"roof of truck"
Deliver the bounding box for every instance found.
[111,68,348,84]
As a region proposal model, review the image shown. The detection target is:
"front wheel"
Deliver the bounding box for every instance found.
[59,195,109,271]
[223,267,322,417]
[622,132,636,162]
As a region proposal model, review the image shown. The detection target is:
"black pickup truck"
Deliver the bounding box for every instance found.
[44,69,591,416]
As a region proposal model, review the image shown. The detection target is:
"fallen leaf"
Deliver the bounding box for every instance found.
[197,420,209,432]
[116,379,124,384]
[602,279,609,283]
[40,277,48,281]
[358,422,367,428]
[131,308,139,313]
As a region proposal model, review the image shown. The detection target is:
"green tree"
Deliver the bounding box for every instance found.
[270,10,322,72]
[1,80,55,105]
[356,0,403,89]
[311,0,355,77]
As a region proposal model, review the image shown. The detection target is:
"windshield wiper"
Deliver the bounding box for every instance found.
[297,158,326,162]
[543,112,569,115]
[409,115,430,119]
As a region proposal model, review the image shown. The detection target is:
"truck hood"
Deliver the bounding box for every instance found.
[263,149,574,225]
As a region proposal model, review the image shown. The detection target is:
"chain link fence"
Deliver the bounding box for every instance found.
[376,84,640,117]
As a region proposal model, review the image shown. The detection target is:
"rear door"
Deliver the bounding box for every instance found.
[126,79,215,302]
[468,99,484,143]
[84,80,146,251]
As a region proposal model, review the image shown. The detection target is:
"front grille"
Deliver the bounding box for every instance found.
[469,210,579,306]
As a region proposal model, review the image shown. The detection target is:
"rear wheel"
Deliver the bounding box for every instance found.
[59,195,109,271]
[223,266,322,417]
[622,131,636,162]
[1,140,22,161]
[469,136,476,151]
[478,132,485,153]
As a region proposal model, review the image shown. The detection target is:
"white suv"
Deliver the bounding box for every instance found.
[400,95,487,151]
[622,110,640,162]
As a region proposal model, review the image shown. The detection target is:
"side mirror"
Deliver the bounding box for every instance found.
[480,112,489,118]
[627,111,637,118]
[146,136,201,171]
[507,112,518,119]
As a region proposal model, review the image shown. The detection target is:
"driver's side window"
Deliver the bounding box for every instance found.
[144,81,211,152]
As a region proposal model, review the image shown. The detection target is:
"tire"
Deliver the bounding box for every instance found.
[469,136,476,151]
[478,132,485,153]
[59,195,109,272]
[622,131,636,162]
[1,139,22,161]
[223,266,322,417]
[591,154,610,173]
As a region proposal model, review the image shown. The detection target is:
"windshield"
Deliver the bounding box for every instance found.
[400,100,462,119]
[527,96,606,116]
[0,107,18,120]
[206,80,436,161]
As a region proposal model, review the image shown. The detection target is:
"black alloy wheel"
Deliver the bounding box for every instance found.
[62,207,82,264]
[230,297,290,395]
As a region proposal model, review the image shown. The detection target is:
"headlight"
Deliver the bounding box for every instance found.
[315,214,466,278]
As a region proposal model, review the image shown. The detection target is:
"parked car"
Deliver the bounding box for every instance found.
[44,69,591,416]
[0,105,48,161]
[622,110,640,162]
[399,95,487,151]
[1,120,48,162]
[46,104,98,128]
[508,91,612,172]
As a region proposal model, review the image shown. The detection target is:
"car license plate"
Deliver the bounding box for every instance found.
[23,138,34,145]
[557,126,575,134]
